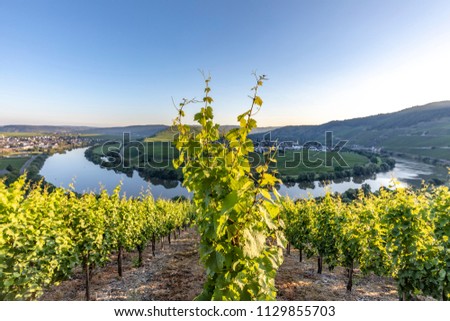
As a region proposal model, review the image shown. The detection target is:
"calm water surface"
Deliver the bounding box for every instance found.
[40,148,191,199]
[40,148,441,199]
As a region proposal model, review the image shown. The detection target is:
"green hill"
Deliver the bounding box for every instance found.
[250,101,450,161]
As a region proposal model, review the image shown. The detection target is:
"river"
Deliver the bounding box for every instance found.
[39,148,191,199]
[39,148,443,199]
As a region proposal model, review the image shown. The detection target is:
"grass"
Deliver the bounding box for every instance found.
[123,142,177,168]
[144,127,203,142]
[144,128,178,142]
[0,157,30,171]
[91,141,178,168]
[91,142,121,155]
[271,150,369,176]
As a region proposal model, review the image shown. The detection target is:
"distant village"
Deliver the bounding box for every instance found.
[254,140,341,153]
[253,139,382,154]
[0,134,93,156]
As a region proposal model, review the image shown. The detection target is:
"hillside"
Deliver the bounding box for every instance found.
[0,124,168,138]
[144,125,279,142]
[81,125,167,138]
[250,101,450,161]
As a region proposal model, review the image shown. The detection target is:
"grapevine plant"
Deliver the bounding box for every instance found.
[281,185,450,300]
[173,74,285,300]
[0,177,194,300]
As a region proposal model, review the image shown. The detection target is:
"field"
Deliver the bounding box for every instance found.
[92,141,178,168]
[0,157,30,171]
[271,150,369,176]
[40,228,401,301]
[144,128,178,142]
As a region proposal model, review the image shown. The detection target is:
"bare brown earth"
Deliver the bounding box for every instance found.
[41,228,400,301]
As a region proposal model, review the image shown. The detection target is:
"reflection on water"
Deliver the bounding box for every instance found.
[40,148,443,199]
[277,175,406,199]
[39,148,191,199]
[277,158,441,199]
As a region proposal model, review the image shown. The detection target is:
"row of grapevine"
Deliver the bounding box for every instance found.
[282,185,450,300]
[0,176,195,300]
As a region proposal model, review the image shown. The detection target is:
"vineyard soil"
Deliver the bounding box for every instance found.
[41,228,404,301]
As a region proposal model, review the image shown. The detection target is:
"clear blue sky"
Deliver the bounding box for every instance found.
[1,0,450,127]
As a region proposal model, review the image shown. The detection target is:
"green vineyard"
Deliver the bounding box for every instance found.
[0,177,194,300]
[283,185,450,301]
[1,176,449,301]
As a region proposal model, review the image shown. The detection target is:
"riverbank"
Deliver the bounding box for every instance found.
[0,154,48,185]
[385,150,450,185]
[84,143,182,182]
